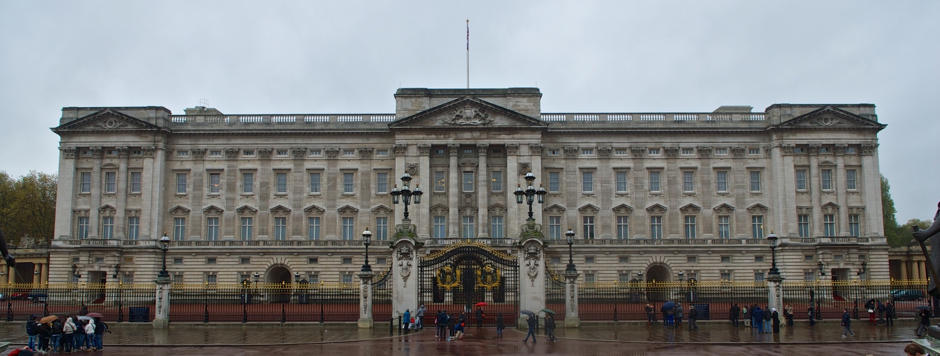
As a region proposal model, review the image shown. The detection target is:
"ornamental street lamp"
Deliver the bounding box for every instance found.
[816,261,826,321]
[767,233,780,276]
[158,233,170,279]
[361,228,372,272]
[390,173,422,220]
[514,172,547,221]
[565,230,577,274]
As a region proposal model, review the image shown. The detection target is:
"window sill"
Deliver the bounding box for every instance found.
[175,193,188,196]
[308,192,321,196]
[241,193,255,196]
[341,192,355,196]
[128,192,141,196]
[207,193,221,197]
[749,191,762,195]
[648,192,663,196]
[716,192,730,196]
[273,193,288,197]
[682,192,696,196]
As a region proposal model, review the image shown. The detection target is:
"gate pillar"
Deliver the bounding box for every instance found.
[518,238,545,328]
[564,270,581,327]
[392,239,419,320]
[153,276,171,328]
[358,271,374,328]
[767,272,783,315]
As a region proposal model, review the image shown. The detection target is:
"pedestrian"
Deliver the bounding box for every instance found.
[84,318,96,350]
[475,306,484,328]
[865,299,876,324]
[730,303,740,327]
[416,304,425,330]
[73,319,85,351]
[762,306,772,334]
[917,308,931,337]
[906,342,927,356]
[784,304,794,327]
[877,300,886,324]
[675,302,683,328]
[523,314,537,343]
[808,305,816,326]
[751,305,763,333]
[771,308,780,334]
[448,313,456,337]
[545,314,557,342]
[454,319,465,340]
[62,316,76,353]
[662,302,674,327]
[841,308,855,338]
[25,315,38,350]
[93,317,108,350]
[688,305,698,331]
[645,304,655,326]
[36,321,50,352]
[496,313,505,338]
[886,301,896,327]
[402,309,411,334]
[50,319,63,352]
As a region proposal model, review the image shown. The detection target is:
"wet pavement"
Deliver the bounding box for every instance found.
[0,319,919,355]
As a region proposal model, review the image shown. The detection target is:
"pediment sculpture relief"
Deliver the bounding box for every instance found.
[449,104,492,126]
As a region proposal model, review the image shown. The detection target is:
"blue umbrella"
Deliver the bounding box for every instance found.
[520,310,536,317]
[662,301,675,311]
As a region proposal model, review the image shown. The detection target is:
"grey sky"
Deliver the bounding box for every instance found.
[1,1,937,222]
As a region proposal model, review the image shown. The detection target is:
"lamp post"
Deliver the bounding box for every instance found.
[390,173,422,220]
[678,272,686,302]
[114,264,124,322]
[816,261,826,321]
[514,172,547,221]
[767,233,779,276]
[565,230,577,274]
[361,228,372,272]
[158,233,170,280]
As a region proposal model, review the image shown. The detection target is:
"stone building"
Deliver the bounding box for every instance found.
[49,87,889,288]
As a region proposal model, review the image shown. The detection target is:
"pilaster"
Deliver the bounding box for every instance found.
[448,144,459,238]
[153,278,171,328]
[358,271,374,328]
[477,144,489,238]
[564,270,580,327]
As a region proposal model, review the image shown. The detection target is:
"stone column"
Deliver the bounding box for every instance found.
[518,239,545,328]
[448,144,459,237]
[391,239,419,318]
[89,148,103,238]
[477,144,489,238]
[116,148,129,239]
[54,147,76,241]
[564,269,580,327]
[506,144,520,238]
[417,144,432,239]
[40,263,48,285]
[766,272,783,315]
[153,277,171,328]
[900,260,908,280]
[358,271,375,328]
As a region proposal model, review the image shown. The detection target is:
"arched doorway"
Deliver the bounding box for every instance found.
[265,265,292,303]
[646,264,671,302]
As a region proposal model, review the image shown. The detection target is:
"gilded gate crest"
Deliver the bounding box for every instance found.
[436,263,461,290]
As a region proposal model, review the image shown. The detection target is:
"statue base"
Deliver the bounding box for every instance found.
[358,317,374,329]
[564,316,580,328]
[913,325,940,355]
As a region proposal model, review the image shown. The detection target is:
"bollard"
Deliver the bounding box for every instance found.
[389,315,394,335]
[320,303,325,324]
[6,301,11,321]
[281,303,286,323]
[397,314,401,335]
[242,302,247,323]
[614,305,618,323]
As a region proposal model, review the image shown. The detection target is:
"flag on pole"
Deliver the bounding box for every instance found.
[466,19,469,51]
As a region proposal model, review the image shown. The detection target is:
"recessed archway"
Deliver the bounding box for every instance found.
[265,265,292,303]
[645,263,672,302]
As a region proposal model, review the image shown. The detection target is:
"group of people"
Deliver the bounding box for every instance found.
[25,313,109,353]
[864,299,897,326]
[522,313,556,343]
[643,302,698,330]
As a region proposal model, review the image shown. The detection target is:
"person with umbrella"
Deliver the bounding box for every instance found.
[917,306,931,337]
[544,313,557,342]
[25,314,38,350]
[475,304,485,328]
[62,315,76,353]
[522,311,537,343]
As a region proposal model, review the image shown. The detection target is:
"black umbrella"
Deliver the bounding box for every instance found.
[520,310,536,317]
[916,305,931,311]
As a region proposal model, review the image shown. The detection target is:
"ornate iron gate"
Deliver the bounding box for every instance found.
[419,242,519,324]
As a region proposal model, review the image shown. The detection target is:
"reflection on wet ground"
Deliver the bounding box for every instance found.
[0,319,918,355]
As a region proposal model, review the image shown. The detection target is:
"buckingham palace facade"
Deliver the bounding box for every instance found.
[49,87,889,286]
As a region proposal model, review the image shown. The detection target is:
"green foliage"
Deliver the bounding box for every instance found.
[897,219,932,247]
[0,171,57,247]
[882,176,903,247]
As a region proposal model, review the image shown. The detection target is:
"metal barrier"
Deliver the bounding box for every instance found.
[0,283,154,322]
[168,282,360,322]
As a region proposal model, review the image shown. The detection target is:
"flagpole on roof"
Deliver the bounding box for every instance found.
[466,19,470,89]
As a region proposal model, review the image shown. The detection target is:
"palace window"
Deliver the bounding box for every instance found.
[798,215,810,238]
[240,217,253,241]
[490,216,504,239]
[616,216,629,239]
[275,172,288,194]
[79,172,91,193]
[308,172,320,193]
[718,215,730,239]
[616,170,629,193]
[208,172,221,194]
[206,217,219,241]
[648,171,662,192]
[821,168,833,190]
[846,169,858,190]
[682,170,694,193]
[462,171,474,192]
[824,214,836,236]
[548,171,561,192]
[796,168,808,191]
[101,216,114,239]
[104,172,116,193]
[242,172,254,194]
[376,172,389,194]
[548,216,561,240]
[307,217,320,240]
[376,217,388,240]
[582,216,595,239]
[127,216,139,240]
[849,214,861,237]
[176,173,187,194]
[462,216,475,239]
[342,217,355,240]
[434,171,446,192]
[433,216,446,239]
[716,170,728,192]
[173,217,186,241]
[684,215,696,239]
[582,171,594,193]
[749,170,761,192]
[681,148,694,155]
[490,170,503,192]
[129,171,142,193]
[650,216,663,239]
[273,217,287,240]
[751,215,764,239]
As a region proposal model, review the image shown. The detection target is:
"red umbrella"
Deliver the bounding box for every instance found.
[475,302,487,307]
[86,312,104,318]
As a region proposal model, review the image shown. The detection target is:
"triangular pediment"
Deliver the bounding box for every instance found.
[389,97,547,129]
[53,109,163,133]
[774,106,885,130]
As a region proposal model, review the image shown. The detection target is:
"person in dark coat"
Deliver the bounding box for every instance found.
[495,313,505,338]
[730,303,740,327]
[784,304,794,327]
[25,315,38,350]
[645,304,655,325]
[688,305,698,330]
[808,305,816,326]
[36,322,50,352]
[523,314,537,343]
[771,308,780,334]
[544,314,557,342]
[475,307,484,328]
[877,300,886,324]
[762,307,772,334]
[93,317,108,350]
[447,313,456,338]
[841,308,855,337]
[917,308,931,337]
[50,319,63,352]
[751,305,763,334]
[886,301,896,327]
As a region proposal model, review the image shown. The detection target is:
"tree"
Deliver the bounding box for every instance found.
[882,176,904,247]
[0,171,57,247]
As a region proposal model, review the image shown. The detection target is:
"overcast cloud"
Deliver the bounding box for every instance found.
[1,1,937,222]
